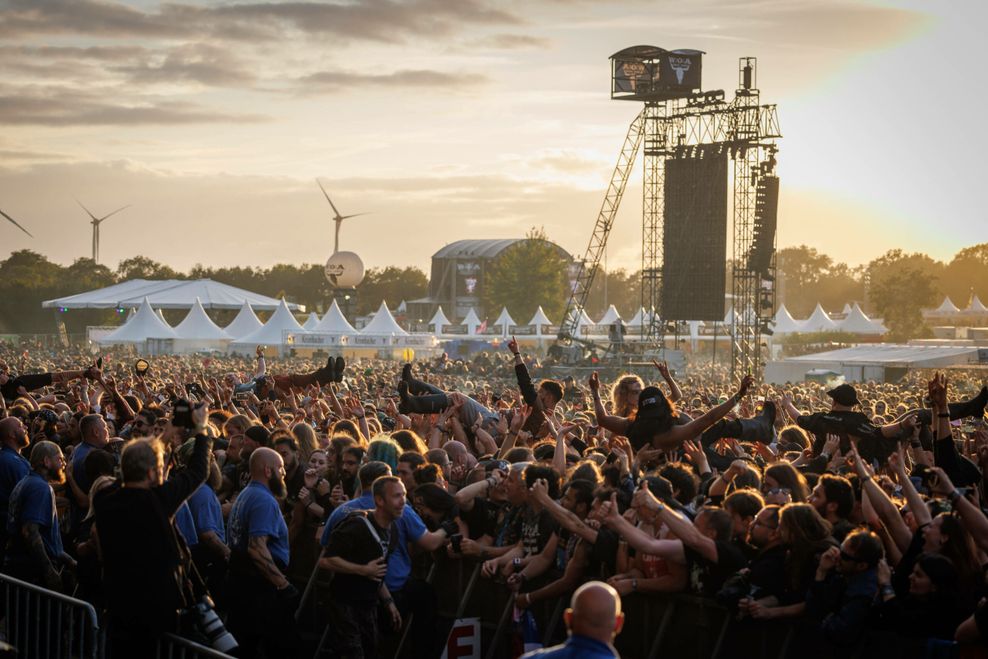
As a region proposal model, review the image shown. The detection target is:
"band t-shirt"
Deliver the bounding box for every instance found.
[227,481,290,567]
[796,411,890,462]
[188,483,226,543]
[325,512,396,604]
[683,540,747,596]
[6,471,62,568]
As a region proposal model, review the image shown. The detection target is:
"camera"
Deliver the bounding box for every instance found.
[171,398,197,430]
[185,596,238,653]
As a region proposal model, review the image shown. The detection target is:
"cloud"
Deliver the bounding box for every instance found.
[114,44,256,88]
[0,0,520,43]
[0,86,267,126]
[297,68,489,92]
[477,33,551,50]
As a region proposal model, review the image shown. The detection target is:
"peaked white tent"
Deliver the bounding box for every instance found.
[723,307,734,326]
[229,299,304,350]
[598,305,622,325]
[302,312,321,331]
[361,301,408,336]
[967,294,988,314]
[44,278,303,311]
[933,297,961,314]
[173,297,231,352]
[157,309,170,326]
[838,302,886,335]
[314,300,358,336]
[841,303,852,316]
[224,301,264,340]
[801,304,839,333]
[528,306,553,338]
[99,297,177,348]
[461,308,482,335]
[428,306,451,334]
[628,307,653,328]
[494,307,516,337]
[772,304,803,335]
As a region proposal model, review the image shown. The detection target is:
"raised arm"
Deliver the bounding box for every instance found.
[507,337,538,407]
[850,442,912,553]
[529,478,598,544]
[660,376,754,449]
[654,361,682,404]
[928,467,988,553]
[636,483,718,563]
[601,493,686,564]
[589,372,631,436]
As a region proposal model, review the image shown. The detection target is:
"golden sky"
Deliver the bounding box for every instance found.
[0,0,984,272]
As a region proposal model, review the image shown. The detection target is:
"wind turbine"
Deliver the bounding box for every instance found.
[0,208,33,238]
[316,179,367,253]
[77,201,130,264]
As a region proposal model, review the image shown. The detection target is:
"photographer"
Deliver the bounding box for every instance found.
[93,400,212,658]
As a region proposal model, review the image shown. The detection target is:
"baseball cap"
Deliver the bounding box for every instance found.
[244,425,271,447]
[636,386,669,421]
[827,384,860,407]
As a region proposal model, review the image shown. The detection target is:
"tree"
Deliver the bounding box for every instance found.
[942,242,988,306]
[355,267,428,315]
[116,256,182,281]
[583,268,642,320]
[867,250,939,341]
[482,227,569,323]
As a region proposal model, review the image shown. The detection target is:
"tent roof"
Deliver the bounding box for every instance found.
[224,301,264,339]
[528,306,553,326]
[783,344,978,366]
[43,278,303,311]
[99,297,177,344]
[772,304,802,334]
[934,297,961,314]
[841,303,852,316]
[302,312,321,330]
[361,301,408,335]
[838,302,886,335]
[629,307,653,326]
[314,299,358,335]
[461,308,482,327]
[230,299,304,346]
[494,307,515,328]
[428,306,451,328]
[968,294,988,313]
[598,305,622,325]
[173,297,230,340]
[801,303,838,332]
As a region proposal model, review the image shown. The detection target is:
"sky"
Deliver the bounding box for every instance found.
[0,0,985,274]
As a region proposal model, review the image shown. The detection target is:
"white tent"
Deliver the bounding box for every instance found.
[428,306,451,334]
[173,297,231,352]
[99,297,177,347]
[838,302,887,335]
[225,301,264,340]
[528,306,553,326]
[44,278,303,311]
[967,294,988,314]
[494,307,515,337]
[314,299,358,336]
[933,297,961,314]
[723,307,734,326]
[229,298,304,349]
[157,309,170,326]
[841,303,852,316]
[598,305,622,325]
[628,307,653,327]
[361,301,408,336]
[801,303,839,332]
[772,304,803,335]
[302,312,321,331]
[461,308,482,335]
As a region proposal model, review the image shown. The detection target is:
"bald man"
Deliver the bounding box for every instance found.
[521,581,623,658]
[0,417,31,565]
[226,447,300,658]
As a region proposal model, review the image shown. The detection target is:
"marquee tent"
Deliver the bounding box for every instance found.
[173,297,231,352]
[771,304,803,335]
[228,299,304,350]
[933,297,961,314]
[838,302,887,335]
[598,305,623,325]
[224,301,264,340]
[313,300,358,336]
[461,308,482,335]
[967,295,988,314]
[99,297,176,348]
[302,312,321,331]
[361,301,409,336]
[494,308,516,337]
[801,304,839,333]
[44,279,303,311]
[428,307,451,334]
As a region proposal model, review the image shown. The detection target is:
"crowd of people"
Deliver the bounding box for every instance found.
[0,338,987,658]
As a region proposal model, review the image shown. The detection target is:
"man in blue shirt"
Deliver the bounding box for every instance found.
[521,582,623,659]
[0,417,30,566]
[226,447,299,659]
[5,440,74,590]
[68,414,109,531]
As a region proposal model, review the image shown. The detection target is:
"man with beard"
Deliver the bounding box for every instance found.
[0,417,31,566]
[4,440,74,590]
[339,445,364,498]
[226,447,299,659]
[94,403,212,657]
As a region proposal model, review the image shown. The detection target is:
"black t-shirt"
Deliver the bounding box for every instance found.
[520,506,559,558]
[684,540,747,596]
[462,496,504,540]
[797,411,891,463]
[587,527,620,578]
[747,544,788,600]
[325,512,396,604]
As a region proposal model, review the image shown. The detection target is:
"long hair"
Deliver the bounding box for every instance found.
[780,503,834,593]
[292,422,319,464]
[935,512,980,588]
[764,463,810,502]
[610,374,645,418]
[391,429,429,455]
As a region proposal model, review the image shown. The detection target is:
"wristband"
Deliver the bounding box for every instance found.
[381,597,394,606]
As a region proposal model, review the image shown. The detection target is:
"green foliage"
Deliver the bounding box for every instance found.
[482,227,569,323]
[867,250,938,341]
[354,267,429,316]
[583,268,642,320]
[777,246,865,317]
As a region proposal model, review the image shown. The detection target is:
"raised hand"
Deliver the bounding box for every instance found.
[736,374,754,398]
[507,336,520,355]
[588,371,600,393]
[818,546,840,573]
[653,360,671,379]
[529,477,550,502]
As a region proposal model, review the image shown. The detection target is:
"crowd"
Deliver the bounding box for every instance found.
[0,337,987,659]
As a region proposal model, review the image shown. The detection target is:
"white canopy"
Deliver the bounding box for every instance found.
[838,302,886,335]
[628,307,653,327]
[157,309,170,325]
[723,307,734,326]
[361,301,408,336]
[99,297,177,345]
[967,294,988,314]
[174,297,230,340]
[772,304,803,335]
[224,301,264,340]
[933,297,961,314]
[598,305,622,325]
[302,312,321,331]
[314,299,358,336]
[461,308,482,334]
[428,306,451,331]
[44,278,303,311]
[494,307,515,334]
[801,303,839,332]
[528,306,553,326]
[841,303,852,316]
[229,299,304,347]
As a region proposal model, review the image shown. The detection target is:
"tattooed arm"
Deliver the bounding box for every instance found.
[23,523,60,590]
[247,535,290,589]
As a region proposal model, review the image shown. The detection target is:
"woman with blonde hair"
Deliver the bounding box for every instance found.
[292,421,319,465]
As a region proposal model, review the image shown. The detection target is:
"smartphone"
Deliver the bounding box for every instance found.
[450,533,463,554]
[234,392,250,402]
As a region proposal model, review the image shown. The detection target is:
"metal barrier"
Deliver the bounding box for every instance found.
[0,572,103,659]
[154,633,235,659]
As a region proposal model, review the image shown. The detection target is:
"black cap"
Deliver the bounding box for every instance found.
[636,386,668,420]
[827,384,859,407]
[244,425,271,447]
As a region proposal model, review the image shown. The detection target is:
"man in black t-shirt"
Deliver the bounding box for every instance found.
[321,475,404,659]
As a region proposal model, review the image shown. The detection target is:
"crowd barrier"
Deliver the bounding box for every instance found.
[0,572,103,659]
[154,633,234,659]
